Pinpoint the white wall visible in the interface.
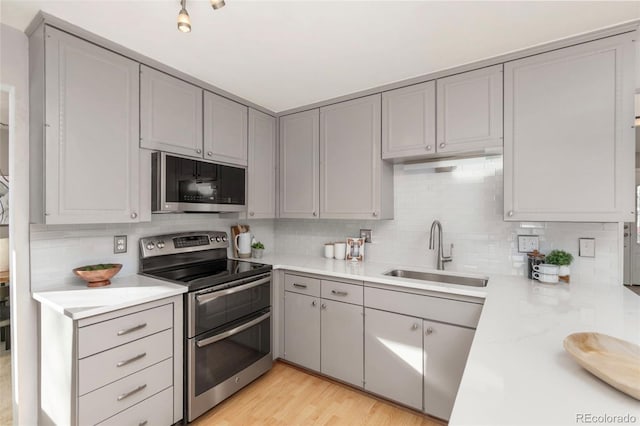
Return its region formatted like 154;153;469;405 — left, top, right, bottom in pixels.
30;215;275;290
1;23;38;426
275;158;620;285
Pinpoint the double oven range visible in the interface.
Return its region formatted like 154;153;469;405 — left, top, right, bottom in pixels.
139;231;273;422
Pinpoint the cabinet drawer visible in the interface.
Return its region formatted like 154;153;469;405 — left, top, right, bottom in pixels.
97;387;173;426
364;287;482;328
321;280;363;305
284;274;320;297
78;329;173;395
78;304;172;358
78;358;173;425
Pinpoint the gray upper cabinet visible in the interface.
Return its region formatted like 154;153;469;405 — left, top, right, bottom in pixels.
382;81;436;160
36;26;141;224
279;109;320;219
204;91;248;166
140;65;203;158
248;109;277;219
504;34;636;222
320;94;393;219
436;65;503;154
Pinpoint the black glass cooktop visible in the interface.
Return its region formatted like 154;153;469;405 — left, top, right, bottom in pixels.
146;259;272;292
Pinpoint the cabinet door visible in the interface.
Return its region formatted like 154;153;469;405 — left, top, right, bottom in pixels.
364;308;422;410
382;81;436;159
44;26;140;224
436;65;503;153
284;291;320;371
320;299;363;388
279;109;320;219
204;91;248;166
423;320;474;421
504;35;636;222
248;109;276;218
140;65;203;158
320;94;382;219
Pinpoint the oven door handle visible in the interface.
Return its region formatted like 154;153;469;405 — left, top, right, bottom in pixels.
195;276;271;304
195;311;271;348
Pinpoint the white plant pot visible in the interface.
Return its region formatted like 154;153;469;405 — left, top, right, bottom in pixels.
558;265;570;276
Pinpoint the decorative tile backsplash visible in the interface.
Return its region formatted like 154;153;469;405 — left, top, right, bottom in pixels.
30;156;621;290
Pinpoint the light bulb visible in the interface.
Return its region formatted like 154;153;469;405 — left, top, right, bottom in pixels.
210;0;225;10
177;7;191;33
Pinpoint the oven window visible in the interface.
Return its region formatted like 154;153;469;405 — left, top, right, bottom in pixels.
194;313;270;396
195;281;270;336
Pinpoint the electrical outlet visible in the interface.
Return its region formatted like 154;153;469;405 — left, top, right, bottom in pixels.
579;238;595;257
360;229;372;243
114;235;127;254
517;235;539;253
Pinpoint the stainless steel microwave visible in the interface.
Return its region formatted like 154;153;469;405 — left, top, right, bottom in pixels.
152;152;246;213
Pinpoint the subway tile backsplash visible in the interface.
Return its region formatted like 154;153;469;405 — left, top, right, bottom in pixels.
30;157;621;290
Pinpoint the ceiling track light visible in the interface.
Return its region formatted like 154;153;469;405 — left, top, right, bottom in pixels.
177;0;226;33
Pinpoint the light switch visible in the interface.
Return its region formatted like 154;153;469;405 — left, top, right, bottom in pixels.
517;235;539;253
114;235;127;254
579;238;595;257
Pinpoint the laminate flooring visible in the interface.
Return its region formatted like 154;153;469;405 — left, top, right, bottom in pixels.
0;347;11;426
192;361;445;426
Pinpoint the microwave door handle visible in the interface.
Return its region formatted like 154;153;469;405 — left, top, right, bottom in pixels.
195;311;271;348
195;275;271;304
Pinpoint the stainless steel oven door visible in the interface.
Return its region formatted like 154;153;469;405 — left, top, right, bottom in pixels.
187;309;272;422
187;273;271;338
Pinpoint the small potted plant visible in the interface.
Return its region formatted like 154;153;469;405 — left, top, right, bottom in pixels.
251;241;265;259
545;250;574;283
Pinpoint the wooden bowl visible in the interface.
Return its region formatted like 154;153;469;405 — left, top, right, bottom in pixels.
73;264;122;287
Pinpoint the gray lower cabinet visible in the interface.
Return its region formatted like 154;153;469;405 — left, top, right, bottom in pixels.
320;299;363;388
30;25;142;224
423;320;475;420
284;291;320;370
279;110;320;219
247;109;277;218
320;94;393;219
140;65;203;158
364;308;423;411
203;91;248;166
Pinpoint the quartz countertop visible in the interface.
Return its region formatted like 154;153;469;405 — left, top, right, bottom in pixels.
32;274;187;320
246;253;640;425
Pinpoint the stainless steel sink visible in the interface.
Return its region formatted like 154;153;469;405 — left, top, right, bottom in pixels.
383;269;488;287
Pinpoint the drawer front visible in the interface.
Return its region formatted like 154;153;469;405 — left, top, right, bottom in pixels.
364;287;482;328
78;304;173;358
78;358;173;425
97;387;173;426
321;280;363;305
78;329;173;395
284;274;320;297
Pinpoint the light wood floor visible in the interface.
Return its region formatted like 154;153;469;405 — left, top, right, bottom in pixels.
192;361;445;426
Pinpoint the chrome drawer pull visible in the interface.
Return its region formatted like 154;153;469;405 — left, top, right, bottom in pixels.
116;352;147;368
138;421;148;426
293;283;307;289
117;323;147;336
117;384;147;401
331;290;348;296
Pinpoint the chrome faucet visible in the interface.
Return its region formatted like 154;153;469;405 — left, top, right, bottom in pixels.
429;220;452;270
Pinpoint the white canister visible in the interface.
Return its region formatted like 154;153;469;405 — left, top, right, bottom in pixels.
532;264;559;275
334;243;346;260
324;243;334;259
533;272;559;283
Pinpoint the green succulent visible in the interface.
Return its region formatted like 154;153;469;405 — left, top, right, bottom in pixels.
545;250;574;266
251;242;265;250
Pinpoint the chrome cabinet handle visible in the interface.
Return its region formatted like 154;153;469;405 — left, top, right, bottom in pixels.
249;211;255;216
138;421;148;426
372;211;378;217
130;212;138;219
331;290;348;296
293;283;307;289
426;145;432;151
321;303;327;310
117;323;147;336
207;151;213;156
507;210;514;217
411;323;419;330
312;300;317;307
196;311;271;348
425;327;434;335
117;384;147;401
439;143;446;149
196;149;202;154
116;352;147;368
312;211;317;217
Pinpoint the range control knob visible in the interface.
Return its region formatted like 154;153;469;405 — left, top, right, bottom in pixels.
146;242;155;250
221;236;227;242
157;241;165;249
215;236;222;242
210;236;216;242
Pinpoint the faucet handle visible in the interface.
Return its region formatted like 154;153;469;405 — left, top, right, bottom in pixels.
443;243;454;262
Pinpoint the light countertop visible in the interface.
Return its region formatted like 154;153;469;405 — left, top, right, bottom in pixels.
248;253;640;425
32;274;187;320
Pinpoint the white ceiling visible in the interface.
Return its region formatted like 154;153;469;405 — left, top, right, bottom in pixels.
1;1;639;113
